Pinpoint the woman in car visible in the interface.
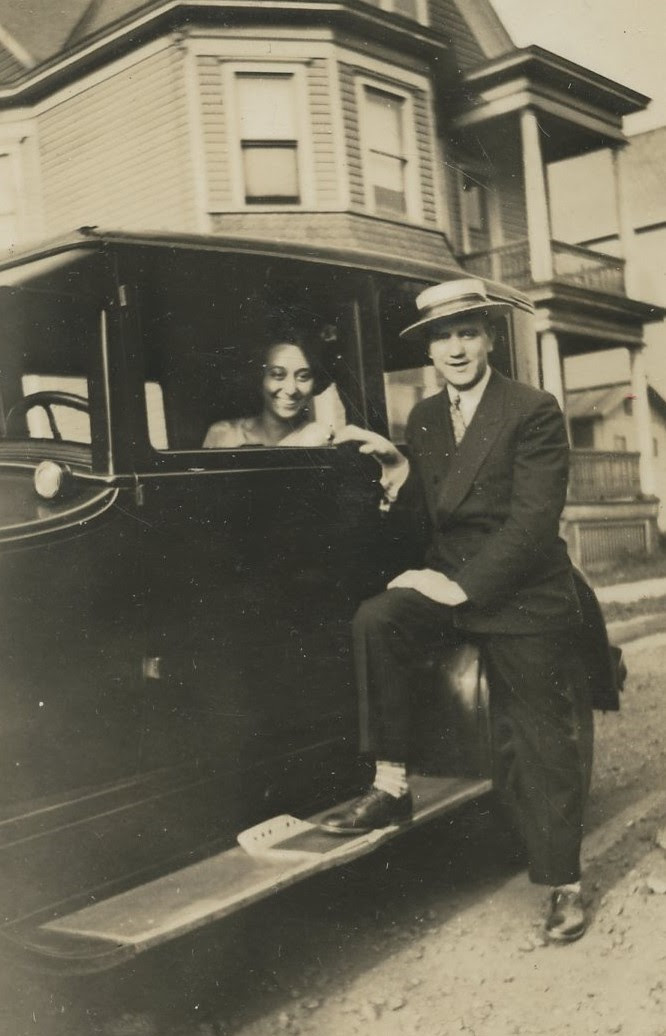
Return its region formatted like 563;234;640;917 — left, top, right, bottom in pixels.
203;328;333;448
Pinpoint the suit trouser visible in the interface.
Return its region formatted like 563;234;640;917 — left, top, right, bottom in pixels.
353;588;591;887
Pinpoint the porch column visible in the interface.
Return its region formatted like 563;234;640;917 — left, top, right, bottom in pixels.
629;344;656;496
540;331;565;409
611;146;638;297
520;109;553;283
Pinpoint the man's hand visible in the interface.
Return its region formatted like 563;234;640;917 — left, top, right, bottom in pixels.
387;568;468;606
333;425;406;467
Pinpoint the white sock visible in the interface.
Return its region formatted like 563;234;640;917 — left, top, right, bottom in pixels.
554;881;581;894
373;760;409;798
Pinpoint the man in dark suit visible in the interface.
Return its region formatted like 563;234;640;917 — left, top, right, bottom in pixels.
323;278;592;943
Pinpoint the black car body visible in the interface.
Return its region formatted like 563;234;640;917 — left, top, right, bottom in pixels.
0;230;600;971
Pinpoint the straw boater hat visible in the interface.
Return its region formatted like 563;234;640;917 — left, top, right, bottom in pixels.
400;278;511;341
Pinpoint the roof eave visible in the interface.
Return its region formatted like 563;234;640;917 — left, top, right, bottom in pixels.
460;44;650;117
0;0;451;105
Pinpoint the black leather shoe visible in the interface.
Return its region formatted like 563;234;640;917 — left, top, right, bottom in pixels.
320;788;413;835
544;886;587;943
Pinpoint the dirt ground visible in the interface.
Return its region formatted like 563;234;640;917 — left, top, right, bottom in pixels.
4;630;666;1036
214;631;666;1036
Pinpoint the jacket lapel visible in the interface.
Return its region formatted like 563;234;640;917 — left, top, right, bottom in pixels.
435;370;506;520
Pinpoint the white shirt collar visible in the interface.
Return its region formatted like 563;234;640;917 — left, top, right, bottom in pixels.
446;365;492;423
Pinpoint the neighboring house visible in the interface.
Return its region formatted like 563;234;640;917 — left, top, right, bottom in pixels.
0;0;661;566
567;383;666;559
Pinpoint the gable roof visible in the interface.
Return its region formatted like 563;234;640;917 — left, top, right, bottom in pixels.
567;382;666;422
65;0;151;46
0;0;90;64
0;37;28;83
0;0;514;72
566;384;633;420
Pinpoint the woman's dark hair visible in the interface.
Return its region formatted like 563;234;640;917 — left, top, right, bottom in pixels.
245;320;332;399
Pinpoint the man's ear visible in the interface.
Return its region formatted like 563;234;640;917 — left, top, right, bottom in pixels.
486;322;496;352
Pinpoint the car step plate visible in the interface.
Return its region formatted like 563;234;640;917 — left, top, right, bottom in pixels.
40;775;490;960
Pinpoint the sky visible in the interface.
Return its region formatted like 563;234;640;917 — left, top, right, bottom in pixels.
490;0;665;134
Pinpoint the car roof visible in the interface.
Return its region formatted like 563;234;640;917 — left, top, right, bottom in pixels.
0;227;534;313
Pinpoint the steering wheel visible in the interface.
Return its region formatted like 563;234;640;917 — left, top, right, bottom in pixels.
5;391;90;442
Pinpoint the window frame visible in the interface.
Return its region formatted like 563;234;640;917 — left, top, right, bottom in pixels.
224;62;315;211
357;77;423;224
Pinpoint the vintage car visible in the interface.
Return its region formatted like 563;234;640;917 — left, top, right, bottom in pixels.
0;229;613;972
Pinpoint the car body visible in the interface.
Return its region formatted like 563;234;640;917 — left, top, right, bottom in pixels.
0;229;599;971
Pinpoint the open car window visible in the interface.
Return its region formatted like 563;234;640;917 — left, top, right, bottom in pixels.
135;251;362;454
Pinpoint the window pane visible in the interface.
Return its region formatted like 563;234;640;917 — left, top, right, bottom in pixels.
145;381;168;449
21;374;90;444
365;88;404;155
370;153;406;213
462;180;486;232
236;74;297;139
243;144;299;202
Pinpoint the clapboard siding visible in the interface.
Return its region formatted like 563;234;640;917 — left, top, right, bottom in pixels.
338;62;365;209
38;47;195;232
306;58;339;207
493;117;528;242
197;55;232;209
428;0;485;71
38;46;196;234
338;61;438;227
0;43;25;84
412;88;437;225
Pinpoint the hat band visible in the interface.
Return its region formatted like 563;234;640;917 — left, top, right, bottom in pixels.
420;295;491;321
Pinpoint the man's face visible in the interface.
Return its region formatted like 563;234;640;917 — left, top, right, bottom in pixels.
427;316;494;391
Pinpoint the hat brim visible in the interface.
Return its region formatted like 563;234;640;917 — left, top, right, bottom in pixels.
400;300;512;341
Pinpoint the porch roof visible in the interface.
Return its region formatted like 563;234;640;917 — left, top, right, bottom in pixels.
567;382;666;422
566;384;632;420
453;45;650;159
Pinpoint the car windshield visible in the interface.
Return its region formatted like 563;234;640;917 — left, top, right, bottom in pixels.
0;251;101;448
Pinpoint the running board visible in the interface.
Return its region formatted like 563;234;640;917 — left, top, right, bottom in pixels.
27;775;491;971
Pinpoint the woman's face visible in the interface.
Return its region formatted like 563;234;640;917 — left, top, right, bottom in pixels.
261;343;315;423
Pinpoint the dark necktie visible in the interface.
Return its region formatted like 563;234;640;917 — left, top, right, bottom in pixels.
450;392;466;446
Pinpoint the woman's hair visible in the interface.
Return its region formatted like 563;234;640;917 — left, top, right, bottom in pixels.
245;320;331;398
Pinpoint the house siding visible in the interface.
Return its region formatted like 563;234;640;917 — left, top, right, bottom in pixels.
210;210;459;270
493;117;528;243
0;43;25;84
306;57;339;207
428;0;485;72
197;55;232;210
338;61;438;227
338;62;364;209
38;44;197;235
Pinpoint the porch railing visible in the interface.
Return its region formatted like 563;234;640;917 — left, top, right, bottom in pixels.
461;239;626;296
568;450;641;502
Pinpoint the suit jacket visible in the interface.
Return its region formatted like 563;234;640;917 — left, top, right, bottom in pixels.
402;369;582;635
